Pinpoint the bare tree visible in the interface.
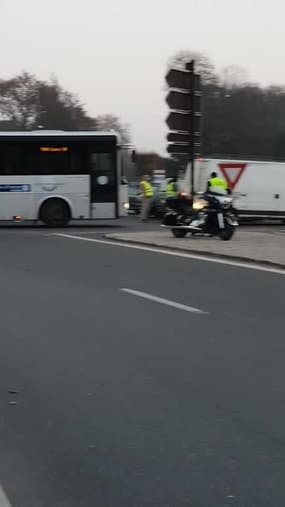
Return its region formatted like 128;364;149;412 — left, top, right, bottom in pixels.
0;72;40;128
166;51;285;159
167;50;217;84
36;77;96;130
96;114;131;143
0;71;130;139
0;72;98;131
219;65;250;90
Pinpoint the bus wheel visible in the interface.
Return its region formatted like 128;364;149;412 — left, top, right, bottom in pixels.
40;199;71;227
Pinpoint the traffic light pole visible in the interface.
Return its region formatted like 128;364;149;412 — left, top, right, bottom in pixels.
165;61;202;193
186;60;195;195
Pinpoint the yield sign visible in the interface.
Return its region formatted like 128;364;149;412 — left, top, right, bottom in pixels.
219;163;247;190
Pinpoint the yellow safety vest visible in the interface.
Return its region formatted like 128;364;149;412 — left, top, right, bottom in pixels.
141;180;154;197
208;177;228;191
166;182;177;197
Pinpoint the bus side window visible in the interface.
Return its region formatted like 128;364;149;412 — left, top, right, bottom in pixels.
1;145;25;175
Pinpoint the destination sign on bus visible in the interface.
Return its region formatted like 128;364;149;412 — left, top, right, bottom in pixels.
40;147;69;153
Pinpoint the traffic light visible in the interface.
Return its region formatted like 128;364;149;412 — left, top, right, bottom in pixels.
165;60;202;192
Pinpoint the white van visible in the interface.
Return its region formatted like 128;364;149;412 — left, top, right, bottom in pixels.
182;158;285;220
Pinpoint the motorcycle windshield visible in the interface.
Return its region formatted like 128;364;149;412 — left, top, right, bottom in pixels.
208;187;227;195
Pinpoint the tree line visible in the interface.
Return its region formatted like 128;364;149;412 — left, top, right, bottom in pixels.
168;50;285;161
0;71;130;143
136;51;285;180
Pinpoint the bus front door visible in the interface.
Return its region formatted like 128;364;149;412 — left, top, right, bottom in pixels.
89;153;117;219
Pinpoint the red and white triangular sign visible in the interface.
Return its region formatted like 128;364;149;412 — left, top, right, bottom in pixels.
219;163;247;190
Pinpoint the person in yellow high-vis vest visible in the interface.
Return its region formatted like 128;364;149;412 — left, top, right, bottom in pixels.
166;177;178;198
207;171;229;194
140;175;154;221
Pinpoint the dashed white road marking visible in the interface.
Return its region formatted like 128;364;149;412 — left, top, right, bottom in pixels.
120;288;207;314
53;233;285;276
0;486;12;507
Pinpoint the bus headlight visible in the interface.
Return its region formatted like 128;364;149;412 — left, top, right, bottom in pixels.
124;202;130;210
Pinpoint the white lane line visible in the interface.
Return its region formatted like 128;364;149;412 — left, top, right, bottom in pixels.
0;486;12;507
57;231;115;235
53;233;285;276
120;288;207;314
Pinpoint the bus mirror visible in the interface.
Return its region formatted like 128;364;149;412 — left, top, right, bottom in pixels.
131;150;136;163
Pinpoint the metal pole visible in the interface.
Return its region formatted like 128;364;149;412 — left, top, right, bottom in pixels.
186;60;195;195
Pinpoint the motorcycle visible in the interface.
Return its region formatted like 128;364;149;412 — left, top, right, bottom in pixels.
162;192;238;241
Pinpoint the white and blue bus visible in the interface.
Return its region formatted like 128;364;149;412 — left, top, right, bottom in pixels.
0;130;129;226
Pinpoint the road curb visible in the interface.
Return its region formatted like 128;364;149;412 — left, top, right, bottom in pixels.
105;234;285;271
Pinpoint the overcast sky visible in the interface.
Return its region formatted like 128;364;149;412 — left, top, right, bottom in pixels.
0;0;284;153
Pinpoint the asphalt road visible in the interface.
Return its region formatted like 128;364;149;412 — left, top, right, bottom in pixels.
0;226;285;506
0;213;284;235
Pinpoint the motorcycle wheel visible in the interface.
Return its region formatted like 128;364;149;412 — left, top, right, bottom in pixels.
219;223;235;241
172;228;187;238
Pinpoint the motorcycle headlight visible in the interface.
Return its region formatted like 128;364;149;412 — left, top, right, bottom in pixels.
193;198;207;210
